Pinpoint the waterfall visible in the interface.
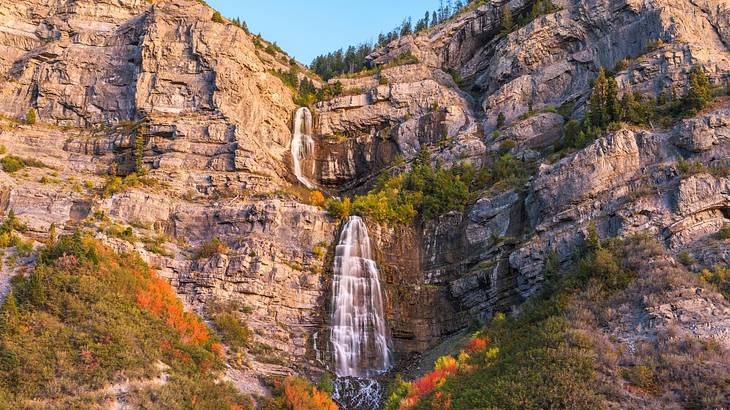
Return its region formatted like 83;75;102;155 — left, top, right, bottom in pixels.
330;216;392;379
291;107;316;189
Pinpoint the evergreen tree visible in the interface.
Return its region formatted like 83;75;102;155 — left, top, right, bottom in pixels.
585;222;602;251
684;65;712;113
588;67;609;128
135;128;145;175
606;76;621;123
47;223;57;247
620;90;638;123
501;6;513;34
0;292;18;329
530;0;544;19
496;112;506;128
431;11;439;27
400;18;413;36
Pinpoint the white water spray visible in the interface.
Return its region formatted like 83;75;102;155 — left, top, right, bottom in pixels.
330;216;392;378
291;107;316;189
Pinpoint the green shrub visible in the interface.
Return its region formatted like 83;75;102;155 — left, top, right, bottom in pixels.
1;156;25;173
327;150;508;224
717;225;730;240
212;312;250;350
496;112;506;128
678;251;696;266
211;11;224;23
622;365;655;389
25;108;36;125
683;66;712;114
195;237;228;260
99;172;159;198
326;197;351;220
106;223;137;243
1;155;47;173
700;265;730;299
0;145;6;155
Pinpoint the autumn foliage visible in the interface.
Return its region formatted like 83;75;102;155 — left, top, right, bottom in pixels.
0;232;248;408
262;377;338;410
394;335;493;410
137;273;210;345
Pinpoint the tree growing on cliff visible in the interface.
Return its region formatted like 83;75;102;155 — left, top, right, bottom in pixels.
607;76;621;123
684;66;712;113
211;11;224;24
501;6;513;34
620;89;639;124
134;126;146;175
588;68;610;128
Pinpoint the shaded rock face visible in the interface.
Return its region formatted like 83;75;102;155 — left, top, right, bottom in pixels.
361;189;526;356
312;64;486;192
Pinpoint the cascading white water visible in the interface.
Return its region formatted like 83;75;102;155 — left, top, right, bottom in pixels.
291;107;316;189
330;216;392;379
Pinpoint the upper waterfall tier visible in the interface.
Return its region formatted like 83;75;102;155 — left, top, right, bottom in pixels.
291;107;316;189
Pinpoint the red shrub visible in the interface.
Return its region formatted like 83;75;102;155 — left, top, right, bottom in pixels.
465;336;490;353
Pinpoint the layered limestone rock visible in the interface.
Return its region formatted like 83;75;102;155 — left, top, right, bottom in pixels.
313;63;485;191
0;0;300;187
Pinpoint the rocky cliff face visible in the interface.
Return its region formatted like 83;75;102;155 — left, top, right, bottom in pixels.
1;0;730;404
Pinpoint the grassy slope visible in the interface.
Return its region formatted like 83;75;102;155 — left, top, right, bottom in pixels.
0;232;250;409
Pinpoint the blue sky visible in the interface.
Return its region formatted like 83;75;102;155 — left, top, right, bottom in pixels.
207;0;443;64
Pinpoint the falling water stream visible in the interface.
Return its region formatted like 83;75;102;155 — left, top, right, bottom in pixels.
291;107;316;189
330;216;392;409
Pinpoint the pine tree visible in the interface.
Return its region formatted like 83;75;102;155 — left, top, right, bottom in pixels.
530;0;544;19
606;76;621;123
135;128;145;175
400;18;413;36
684;66;712;113
0;292;18;328
620;90;638;123
496;112;506;128
586;222;602;251
588;67;609;128
47;223;57;246
501;6;513;34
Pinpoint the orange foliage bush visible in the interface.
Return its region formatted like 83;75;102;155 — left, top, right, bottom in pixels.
399;366;458;410
211;342;226;360
282;377;338;410
398;335;492;409
465;335;490;353
310;191;326;207
136;273;210;345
